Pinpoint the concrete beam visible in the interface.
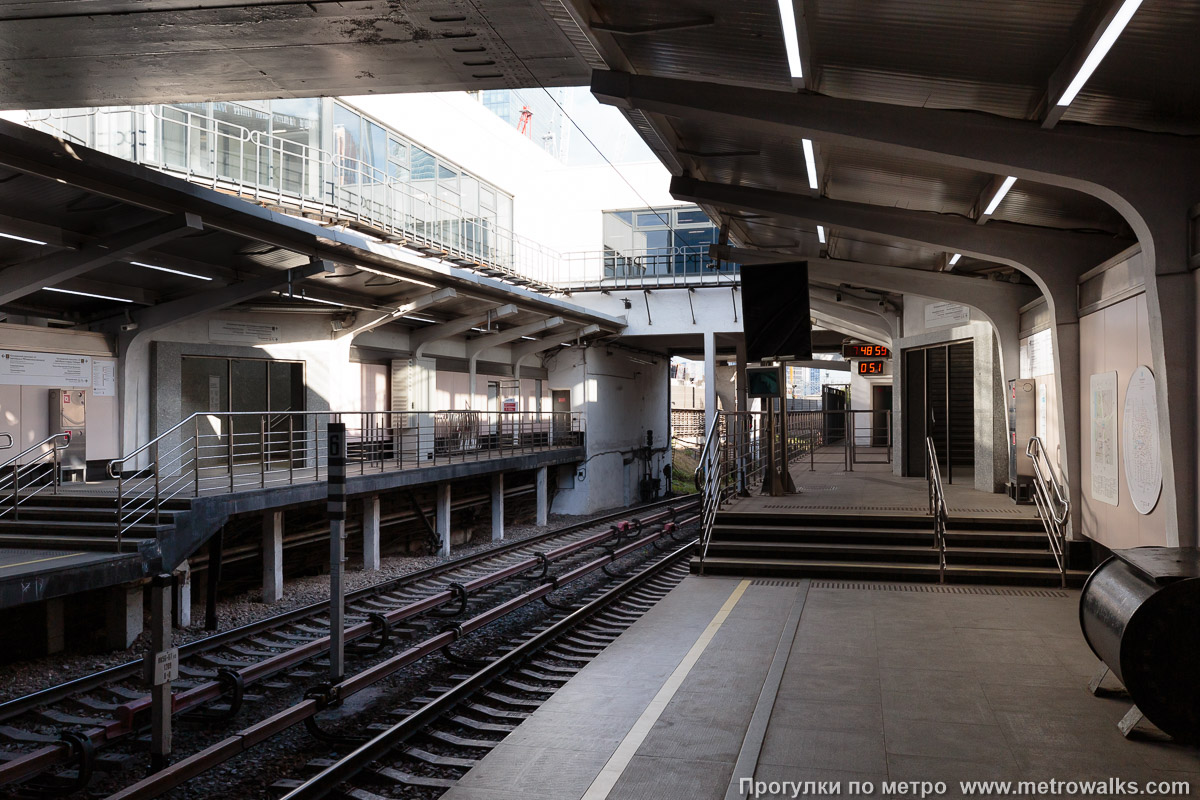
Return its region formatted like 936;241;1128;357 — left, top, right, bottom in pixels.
105;584;143;650
348;287;458;338
810;303;890;348
512;324;601;382
133;260;332;336
809;286;901;340
410;303;519;358
468;316;565;396
0;213;202;306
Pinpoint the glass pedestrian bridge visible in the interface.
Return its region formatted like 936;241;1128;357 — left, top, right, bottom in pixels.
23;102;740;293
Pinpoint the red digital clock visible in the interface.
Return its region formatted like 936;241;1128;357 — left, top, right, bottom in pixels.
843;344;891;359
858;361;887;375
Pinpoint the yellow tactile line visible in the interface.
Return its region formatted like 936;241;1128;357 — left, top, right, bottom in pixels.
0;551;85;571
580;579;752;800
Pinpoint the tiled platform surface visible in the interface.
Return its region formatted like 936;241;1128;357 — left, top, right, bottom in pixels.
725;456;1040;519
443;577;1200;800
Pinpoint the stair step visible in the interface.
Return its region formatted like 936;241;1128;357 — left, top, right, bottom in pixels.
0;519;171;535
694;557;1088;587
707;541;939;564
0;533;154;550
711;524;933;544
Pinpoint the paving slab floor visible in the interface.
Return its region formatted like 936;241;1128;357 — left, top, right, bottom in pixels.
442;576;1200;800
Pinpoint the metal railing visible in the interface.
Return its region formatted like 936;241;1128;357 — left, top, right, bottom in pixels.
926;435;948;583
1026;436;1069;587
693;409;830;571
556;247;740;290
0;432;72;522
0;433;12;450
108;409;584;541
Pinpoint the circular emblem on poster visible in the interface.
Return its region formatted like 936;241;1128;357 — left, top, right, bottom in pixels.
1122;365;1162;515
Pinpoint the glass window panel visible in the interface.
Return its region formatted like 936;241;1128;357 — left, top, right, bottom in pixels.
366;121;387;178
675;209;711;225
411;147;436;181
388;137;406;164
269;99;320;195
612;211;634;224
480;185;496;209
212;101;269;183
460;175;479;216
497;193;513;231
333;104;362;185
438;163;458;182
636;211;668;227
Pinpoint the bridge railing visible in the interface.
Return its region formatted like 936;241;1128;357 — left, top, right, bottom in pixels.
108;409;584;545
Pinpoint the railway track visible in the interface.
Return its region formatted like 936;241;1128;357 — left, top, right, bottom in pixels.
275;538;695;800
0;498;698;797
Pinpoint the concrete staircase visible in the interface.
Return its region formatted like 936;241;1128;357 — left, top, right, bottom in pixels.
0;494;186;556
694;509;1090;586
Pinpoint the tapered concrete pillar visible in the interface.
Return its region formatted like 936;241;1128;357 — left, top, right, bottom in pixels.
362;495;381;570
174;560;192;628
491;473;504;541
436;482;451;557
262;510;284;603
535;467;549;527
45;597;65;655
105;584;143;650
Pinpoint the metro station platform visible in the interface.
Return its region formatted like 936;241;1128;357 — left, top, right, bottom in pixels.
444;576;1200;800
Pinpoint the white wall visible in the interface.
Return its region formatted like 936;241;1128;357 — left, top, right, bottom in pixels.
547;345;669;514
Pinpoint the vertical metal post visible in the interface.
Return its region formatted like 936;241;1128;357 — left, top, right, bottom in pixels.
848;412;855;472
148;574;176;773
204;528;224;632
153;440;160;522
288;414;295;486
227;414;235;493
193;417;200;497
11;464;18;520
327;422;347;682
260;416;267;488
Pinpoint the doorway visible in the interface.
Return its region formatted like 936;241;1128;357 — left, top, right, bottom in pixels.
870;385;893;447
902;341;974;483
551;390;571;444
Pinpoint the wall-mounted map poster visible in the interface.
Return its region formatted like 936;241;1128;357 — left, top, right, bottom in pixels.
1090;371;1118;506
1122;366;1162;515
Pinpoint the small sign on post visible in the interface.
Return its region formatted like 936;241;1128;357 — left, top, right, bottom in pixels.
328;422;347;681
151;648;180;685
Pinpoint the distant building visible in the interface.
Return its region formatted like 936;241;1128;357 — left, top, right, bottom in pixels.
476;88;570;161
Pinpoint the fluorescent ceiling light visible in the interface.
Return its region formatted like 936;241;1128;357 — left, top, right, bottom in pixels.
776;0;804;79
948;253;962;266
983;176;1017;217
520;335;538;341
0;231;47;245
43;286;132;303
402;314;438;324
1057;0;1143;107
817;225;826;244
130;261;213;281
802;138;818;190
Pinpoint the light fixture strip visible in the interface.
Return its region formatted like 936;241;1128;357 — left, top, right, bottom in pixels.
0;231;48;246
776;0;804;79
948;253;962;266
802;138;819;190
817;225;826;244
273;290;344;307
1057;0;1143;107
983;176;1017;217
130;261;213;281
43;286;132;303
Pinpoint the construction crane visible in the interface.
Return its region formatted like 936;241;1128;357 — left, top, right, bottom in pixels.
517;105;533;137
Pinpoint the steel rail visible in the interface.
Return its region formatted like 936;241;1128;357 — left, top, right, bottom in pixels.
0;497;696;787
282;532;697;800
103;517;698;800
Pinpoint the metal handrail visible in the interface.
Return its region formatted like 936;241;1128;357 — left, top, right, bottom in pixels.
1026;436;1069;586
925;436;948;583
110;409;586;540
0;432;71;521
695;414;729;570
0;433;12;450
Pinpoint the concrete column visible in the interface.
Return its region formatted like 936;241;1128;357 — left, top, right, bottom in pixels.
174;560;192;628
45;597;65;655
106;584;143;650
468;357;478;404
262;510;284;604
735;338;748;413
436;482;451;557
703;329;717;437
362;495;381;571
535;466;549;527
491;473;504;541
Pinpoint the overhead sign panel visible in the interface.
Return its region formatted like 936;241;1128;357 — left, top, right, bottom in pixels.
0;350;91;386
740;261;813;363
